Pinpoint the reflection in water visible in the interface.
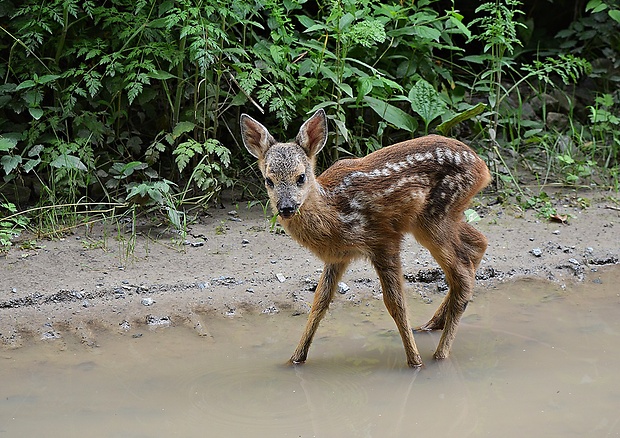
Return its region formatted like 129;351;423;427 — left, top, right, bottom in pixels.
1;268;619;437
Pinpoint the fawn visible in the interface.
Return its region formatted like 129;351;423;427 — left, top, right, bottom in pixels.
240;109;490;367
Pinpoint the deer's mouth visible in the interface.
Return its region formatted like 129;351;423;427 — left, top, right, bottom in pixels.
277;202;300;219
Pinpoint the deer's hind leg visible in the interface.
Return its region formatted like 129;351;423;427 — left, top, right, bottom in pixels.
414;220;487;359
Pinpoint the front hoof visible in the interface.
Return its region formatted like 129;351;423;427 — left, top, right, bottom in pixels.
433;350;448;360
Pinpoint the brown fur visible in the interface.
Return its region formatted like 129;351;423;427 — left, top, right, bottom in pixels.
241;109;491;367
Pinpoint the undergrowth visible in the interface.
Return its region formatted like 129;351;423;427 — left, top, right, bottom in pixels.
1;0;619;251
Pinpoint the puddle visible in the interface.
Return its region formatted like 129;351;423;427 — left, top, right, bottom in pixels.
1;268;620;437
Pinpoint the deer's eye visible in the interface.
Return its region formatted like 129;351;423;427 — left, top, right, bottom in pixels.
265;178;274;188
296;173;306;186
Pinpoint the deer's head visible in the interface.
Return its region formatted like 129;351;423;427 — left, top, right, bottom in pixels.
241;110;328;219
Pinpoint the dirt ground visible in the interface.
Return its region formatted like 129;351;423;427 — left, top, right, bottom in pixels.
1;188;619;349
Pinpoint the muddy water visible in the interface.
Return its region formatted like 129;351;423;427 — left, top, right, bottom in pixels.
1;268;620;438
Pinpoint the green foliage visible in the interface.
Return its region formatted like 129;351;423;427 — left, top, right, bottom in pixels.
408;79;448;134
0;0;619;245
0;201;29;252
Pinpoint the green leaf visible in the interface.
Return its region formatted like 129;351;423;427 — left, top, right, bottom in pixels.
586;0;606;12
0;137;18;152
413;25;441;42
465;209;481;223
15;80;36;91
448;12;472;40
147;70;176;80
436;103;486;134
38;74;60;85
363;96;418;133
357;76;374;99
408;79;447;130
172;121;196;139
49;154;87;171
1;155;22;175
29;107;44;120
608;9;620;23
23;158;41;173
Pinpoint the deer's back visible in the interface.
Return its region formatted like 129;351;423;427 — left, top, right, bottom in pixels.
318;135;489;226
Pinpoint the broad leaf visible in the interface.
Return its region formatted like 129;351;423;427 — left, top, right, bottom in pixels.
436;103;486;134
0;137;17;152
1;155;22;175
50;154;87;171
408;79;447;130
364;96;418;133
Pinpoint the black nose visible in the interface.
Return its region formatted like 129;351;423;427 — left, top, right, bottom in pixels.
279;206;297;218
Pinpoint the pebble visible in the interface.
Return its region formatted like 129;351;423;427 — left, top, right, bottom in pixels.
531;248;543;257
141;297;155;306
338;282;350;294
146;315;170;326
276;273;287;283
242;239;250;245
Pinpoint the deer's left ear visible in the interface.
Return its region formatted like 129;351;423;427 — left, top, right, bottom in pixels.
240;113;276;159
296;109;328;157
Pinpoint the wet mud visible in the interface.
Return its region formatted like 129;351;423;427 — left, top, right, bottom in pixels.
1;267;619;437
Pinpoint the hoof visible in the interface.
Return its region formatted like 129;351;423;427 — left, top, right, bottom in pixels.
433;350;449;360
414;320;444;332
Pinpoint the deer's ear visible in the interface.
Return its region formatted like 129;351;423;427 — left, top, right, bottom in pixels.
296;109;328;157
240;114;276;159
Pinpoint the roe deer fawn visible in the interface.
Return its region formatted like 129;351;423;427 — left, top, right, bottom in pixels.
241;109;490;367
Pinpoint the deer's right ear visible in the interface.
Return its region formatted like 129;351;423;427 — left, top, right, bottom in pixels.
240;114;276;159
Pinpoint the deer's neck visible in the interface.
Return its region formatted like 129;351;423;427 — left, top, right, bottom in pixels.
279;182;347;262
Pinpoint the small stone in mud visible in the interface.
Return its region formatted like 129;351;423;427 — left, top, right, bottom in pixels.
141;297;155;306
11;288;17;293
241;239;250;245
246;288;255;293
553;230;560;235
531;248;543;257
119;320;131;330
276;273;287;283
338;282;350;294
190;241;204;247
41;330;61;340
568;258;580;266
146;315;171;326
262;305;279;314
82;300;90;308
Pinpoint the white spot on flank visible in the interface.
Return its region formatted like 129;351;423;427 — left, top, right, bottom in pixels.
453;152;462;165
435;148;445;164
444;148;454;163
